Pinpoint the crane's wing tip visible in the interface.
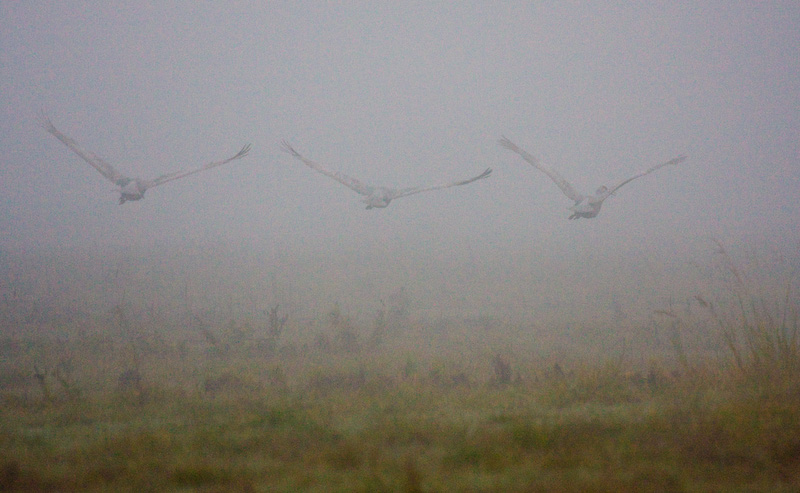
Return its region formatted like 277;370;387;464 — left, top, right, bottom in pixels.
35;110;54;129
280;140;297;154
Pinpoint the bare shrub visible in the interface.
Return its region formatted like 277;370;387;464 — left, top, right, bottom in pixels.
31;361;80;403
204;373;247;395
33;365;51;402
490;353;512;385
369;301;387;349
117;369;142;392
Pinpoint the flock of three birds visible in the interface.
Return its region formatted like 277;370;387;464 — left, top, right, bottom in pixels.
39;114;687;219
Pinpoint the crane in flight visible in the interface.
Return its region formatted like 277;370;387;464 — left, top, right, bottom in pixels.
39;113;251;204
281;140;492;209
498;136;686;219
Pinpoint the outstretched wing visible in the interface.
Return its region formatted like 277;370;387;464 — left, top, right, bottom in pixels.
392;168;493;199
603;155;688;197
498;136;584;203
37;112;126;184
147;143;252;188
281;140;372;196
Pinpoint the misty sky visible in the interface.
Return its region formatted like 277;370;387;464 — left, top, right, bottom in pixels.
2;3;799;322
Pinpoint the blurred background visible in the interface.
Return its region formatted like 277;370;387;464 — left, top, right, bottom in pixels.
1;2;798;331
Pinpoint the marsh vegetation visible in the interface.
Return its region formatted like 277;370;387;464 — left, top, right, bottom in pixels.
1;244;798;492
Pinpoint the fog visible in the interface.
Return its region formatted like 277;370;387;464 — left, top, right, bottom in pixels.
2;3;799;331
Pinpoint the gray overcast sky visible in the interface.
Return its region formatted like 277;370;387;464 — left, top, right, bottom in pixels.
1;2;799;321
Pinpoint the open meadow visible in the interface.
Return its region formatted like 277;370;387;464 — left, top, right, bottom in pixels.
1;247;799;492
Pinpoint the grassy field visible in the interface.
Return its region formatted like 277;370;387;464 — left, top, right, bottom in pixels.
2;300;799;493
1;247;798;491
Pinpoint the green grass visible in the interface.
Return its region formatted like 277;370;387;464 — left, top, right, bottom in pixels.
2;320;800;493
